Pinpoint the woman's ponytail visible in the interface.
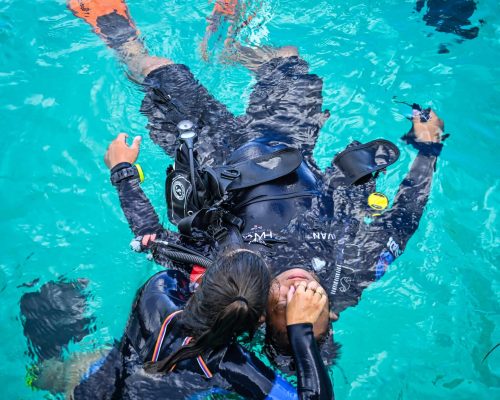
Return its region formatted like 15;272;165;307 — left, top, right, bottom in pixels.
146;248;270;374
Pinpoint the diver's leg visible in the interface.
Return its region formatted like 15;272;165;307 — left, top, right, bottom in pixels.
235;46;329;170
69;0;237;163
20;279;104;395
68;0;171;79
200;12;223;62
201;0;244;62
140;62;241;164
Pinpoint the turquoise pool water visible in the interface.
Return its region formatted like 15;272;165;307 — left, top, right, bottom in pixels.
1;0;499;398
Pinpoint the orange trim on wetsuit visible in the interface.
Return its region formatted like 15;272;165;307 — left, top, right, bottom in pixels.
151;310;183;362
67;0;137;36
152;310;213;379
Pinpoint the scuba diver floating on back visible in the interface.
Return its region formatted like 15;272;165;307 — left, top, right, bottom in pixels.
77;0;446;353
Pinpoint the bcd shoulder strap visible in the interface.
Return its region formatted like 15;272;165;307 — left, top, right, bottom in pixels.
213;147;303;192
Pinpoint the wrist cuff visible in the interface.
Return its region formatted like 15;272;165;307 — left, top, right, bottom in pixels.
414;142;443;156
110;163;139;186
287;323;314;337
110;162;132;174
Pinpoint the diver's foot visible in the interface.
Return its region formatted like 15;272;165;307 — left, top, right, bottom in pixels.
67;0;139;48
68;0;132;25
27;350;108;397
27;358;66;394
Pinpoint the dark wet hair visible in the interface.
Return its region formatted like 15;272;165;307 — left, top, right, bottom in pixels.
145;248;270;373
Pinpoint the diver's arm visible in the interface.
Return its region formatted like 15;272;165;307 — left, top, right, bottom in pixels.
288;323;334;399
376;143;441;247
285;283;333;399
372;109;444;252
114;170;164;236
105;133;164;237
218;283;333;399
330;142;442;310
219;331;332;400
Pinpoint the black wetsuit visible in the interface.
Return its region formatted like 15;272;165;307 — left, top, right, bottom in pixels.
73;268;331;399
115;56;442;315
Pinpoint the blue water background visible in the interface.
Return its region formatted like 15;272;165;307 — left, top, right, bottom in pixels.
0;0;499;398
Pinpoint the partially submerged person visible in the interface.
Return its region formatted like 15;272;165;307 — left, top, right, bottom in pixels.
74;248;333;399
22;247;332;399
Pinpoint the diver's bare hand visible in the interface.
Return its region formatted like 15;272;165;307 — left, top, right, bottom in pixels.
410;109;444;143
141;233;156;248
285;281;328;325
104;133;142;169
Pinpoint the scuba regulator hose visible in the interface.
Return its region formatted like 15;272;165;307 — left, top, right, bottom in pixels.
151;241;213;269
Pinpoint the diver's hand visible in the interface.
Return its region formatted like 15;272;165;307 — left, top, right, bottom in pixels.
410;109;444;143
104;133;142;169
141;233;156;248
285;281;328;325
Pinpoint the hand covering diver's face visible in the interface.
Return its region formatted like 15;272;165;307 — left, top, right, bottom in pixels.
266;268;330;351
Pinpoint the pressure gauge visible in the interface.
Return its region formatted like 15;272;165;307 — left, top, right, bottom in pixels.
177;120;194;132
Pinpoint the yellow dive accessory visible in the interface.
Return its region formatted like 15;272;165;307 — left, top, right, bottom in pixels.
368;192;388;216
134;164;145;183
